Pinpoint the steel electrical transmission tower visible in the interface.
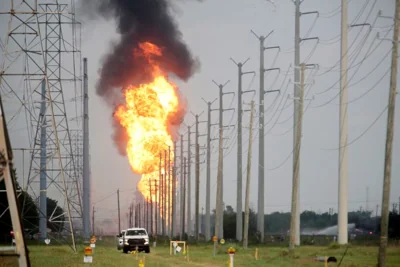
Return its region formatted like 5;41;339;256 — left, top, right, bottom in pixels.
0;0;83;251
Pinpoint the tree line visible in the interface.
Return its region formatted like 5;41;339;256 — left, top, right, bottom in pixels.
202;204;400;241
0;169;65;242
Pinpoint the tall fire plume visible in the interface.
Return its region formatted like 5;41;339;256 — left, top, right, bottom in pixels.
114;42;178;216
81;0;200;220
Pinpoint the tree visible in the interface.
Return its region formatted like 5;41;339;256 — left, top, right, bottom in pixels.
0;169;39;241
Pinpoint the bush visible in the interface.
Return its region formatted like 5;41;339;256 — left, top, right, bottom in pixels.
328;241;340;249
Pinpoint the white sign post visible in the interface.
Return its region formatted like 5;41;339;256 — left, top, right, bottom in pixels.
172;241;177;255
83;255;93;264
84;247;93;265
229;254;234;267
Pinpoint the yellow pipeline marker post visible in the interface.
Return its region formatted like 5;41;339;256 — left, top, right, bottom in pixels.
83;246;93;265
212;236;217;257
90;237;96;253
255;248;258;260
227;247;236;267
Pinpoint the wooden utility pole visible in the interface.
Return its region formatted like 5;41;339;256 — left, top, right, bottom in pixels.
243;101;255;249
379;1;400;266
289;63;305;253
117;189;121;234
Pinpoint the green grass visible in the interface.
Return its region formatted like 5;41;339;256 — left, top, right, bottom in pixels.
1;240;400;266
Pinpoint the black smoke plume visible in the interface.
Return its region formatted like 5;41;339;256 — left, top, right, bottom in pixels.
80;0;199;155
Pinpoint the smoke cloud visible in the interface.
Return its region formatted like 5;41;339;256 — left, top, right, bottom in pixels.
79;0;200;153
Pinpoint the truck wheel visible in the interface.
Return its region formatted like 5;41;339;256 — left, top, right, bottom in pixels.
144;246;150;253
123;247;128;254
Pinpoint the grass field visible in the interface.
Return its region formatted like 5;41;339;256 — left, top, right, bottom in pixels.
1;239;400;267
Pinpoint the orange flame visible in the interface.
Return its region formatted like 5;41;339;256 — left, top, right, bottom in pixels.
114;42;177;220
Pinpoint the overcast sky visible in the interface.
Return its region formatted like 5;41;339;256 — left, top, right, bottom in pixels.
1;0;399;232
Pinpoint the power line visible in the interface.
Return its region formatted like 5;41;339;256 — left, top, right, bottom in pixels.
321;105;388;151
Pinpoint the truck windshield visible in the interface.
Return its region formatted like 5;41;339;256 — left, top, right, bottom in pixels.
126;230;147;236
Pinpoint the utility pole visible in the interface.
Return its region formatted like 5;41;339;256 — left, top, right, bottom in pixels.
146;197;149;230
180;135;184;239
190;112;205;240
154;179;158;235
168;146;171;237
213;80;234;239
159;152;162;235
172;141;177;238
138;202;141;228
289;63;305;253
117;189;121;234
183;157;187;238
195;143;200;240
291;0;318;246
130;203;134;228
201;98;217;241
186;126;192;236
92;205;95;235
149;177;153;233
250;29;280;242
243;101;255;249
292;0;301;247
163;150;167;236
230;57;255;241
39;79;47;240
83;57;90;240
379;1;400;265
338;0;349;245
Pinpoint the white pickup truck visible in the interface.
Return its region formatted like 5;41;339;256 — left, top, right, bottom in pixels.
122;228;150;253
